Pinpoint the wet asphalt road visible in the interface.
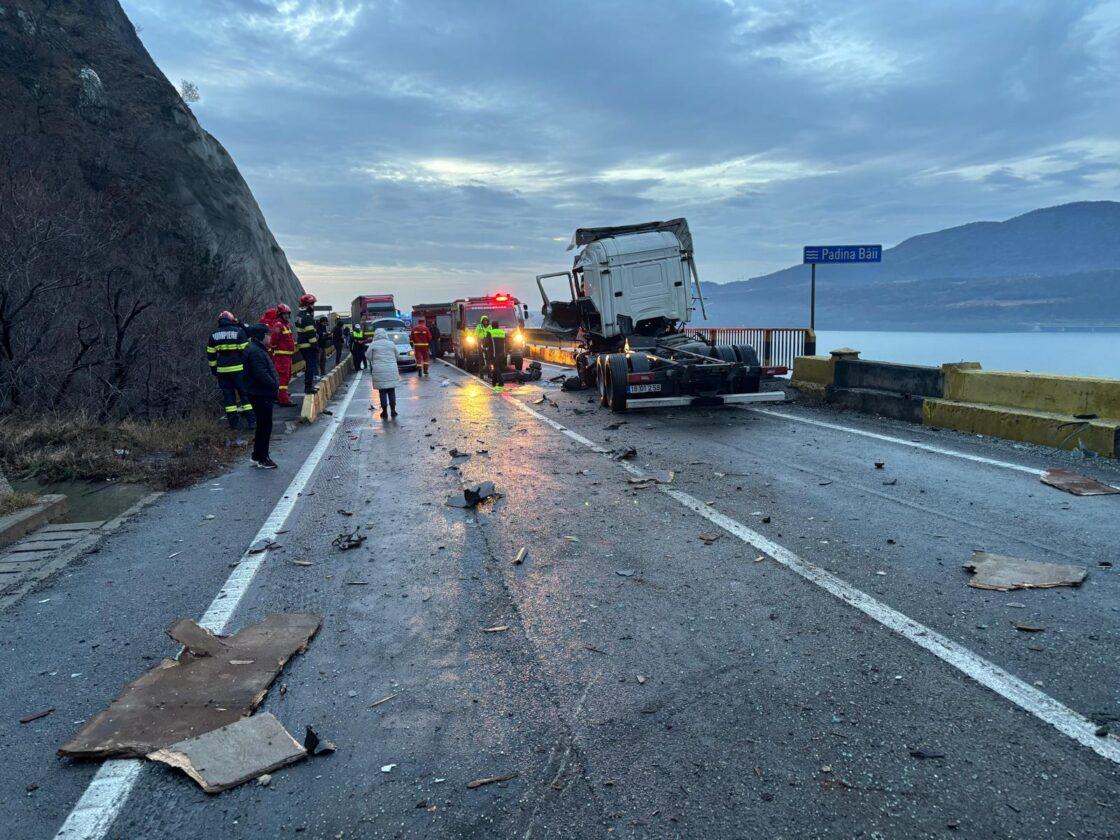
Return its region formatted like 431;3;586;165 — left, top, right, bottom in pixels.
2;360;1119;839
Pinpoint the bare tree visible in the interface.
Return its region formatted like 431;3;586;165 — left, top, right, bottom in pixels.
179;80;200;104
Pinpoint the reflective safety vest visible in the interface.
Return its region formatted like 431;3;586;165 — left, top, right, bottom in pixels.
474;321;490;339
206;319;249;374
410;325;431;347
351;326;365;343
296;309;318;349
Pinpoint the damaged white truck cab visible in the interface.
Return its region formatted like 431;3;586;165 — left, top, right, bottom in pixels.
536;218;785;412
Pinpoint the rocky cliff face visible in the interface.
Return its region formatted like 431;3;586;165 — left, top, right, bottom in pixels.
0;0;303;305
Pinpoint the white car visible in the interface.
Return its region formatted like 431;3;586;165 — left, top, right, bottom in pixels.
387;330;416;370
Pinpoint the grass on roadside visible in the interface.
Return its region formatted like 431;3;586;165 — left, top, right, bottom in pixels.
0;411;249;490
0;491;39;516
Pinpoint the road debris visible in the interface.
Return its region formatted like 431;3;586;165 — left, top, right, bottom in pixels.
584;645;608;655
59;613;320;759
147;713;306;794
611;447;637;461
627;470;674;488
874;462;885;469
370;692;399;708
615;569;635;577
381;764;397;773
467;772;518;789
512;547;527;565
448;448;470;458
563;535;580;542
1013;623;1045;633
303;726;336;756
289;559;313;567
445;481;501;508
882;478;898;486
337;509;353;516
482;625;510;633
332;528;366;550
248;538;280;554
699;533;722;545
964;551;1087;591
908;749;945;760
636;675;647;684
604;422;628;430
19;708;54;724
1040;469;1119;496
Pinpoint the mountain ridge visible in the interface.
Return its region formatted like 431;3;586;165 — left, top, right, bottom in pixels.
704;201;1120;330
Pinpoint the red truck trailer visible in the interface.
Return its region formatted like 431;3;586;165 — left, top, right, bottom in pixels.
350;294;397;330
411;302;453;357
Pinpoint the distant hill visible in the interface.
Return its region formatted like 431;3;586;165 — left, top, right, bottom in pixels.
703;202;1120;330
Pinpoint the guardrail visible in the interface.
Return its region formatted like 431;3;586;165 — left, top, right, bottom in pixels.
522;327;814;368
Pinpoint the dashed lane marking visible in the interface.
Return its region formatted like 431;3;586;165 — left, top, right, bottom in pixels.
55;372;365;840
438;357;1120;767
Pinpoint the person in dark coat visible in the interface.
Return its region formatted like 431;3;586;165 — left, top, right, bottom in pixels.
244;323;280;469
332;320;345;368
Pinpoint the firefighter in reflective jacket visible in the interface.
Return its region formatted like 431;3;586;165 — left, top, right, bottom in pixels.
350;323;367;371
473;315;490;339
410;319;432;377
206;311;255;431
272;304;297;406
296;293;319;394
485;320;507;386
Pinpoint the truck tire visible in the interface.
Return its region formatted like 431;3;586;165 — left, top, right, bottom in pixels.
732;345;760;367
711;346;737;364
628;352;650;373
596;356;609;406
606;353;629;412
732;344;762;393
510;354;523;372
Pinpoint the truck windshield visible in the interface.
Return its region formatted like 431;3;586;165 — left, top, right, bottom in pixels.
465;307;519;329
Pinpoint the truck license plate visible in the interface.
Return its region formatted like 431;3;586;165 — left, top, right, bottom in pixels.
628;383;662;394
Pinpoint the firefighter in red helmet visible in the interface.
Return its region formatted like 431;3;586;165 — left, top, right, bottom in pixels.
296;293;319;394
272;303;297;406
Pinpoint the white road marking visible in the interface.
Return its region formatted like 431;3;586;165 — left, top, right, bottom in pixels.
439;358;1120;767
747;407;1045;476
55;373;364;840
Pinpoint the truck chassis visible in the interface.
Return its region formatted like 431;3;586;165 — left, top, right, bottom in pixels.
572;333;786;412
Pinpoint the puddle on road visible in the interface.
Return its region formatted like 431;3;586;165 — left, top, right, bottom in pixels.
11;478;150;524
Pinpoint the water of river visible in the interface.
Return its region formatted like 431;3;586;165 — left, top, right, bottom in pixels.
813;331;1120;379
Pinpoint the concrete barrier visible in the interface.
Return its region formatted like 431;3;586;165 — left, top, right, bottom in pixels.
0;494;68;550
790;347;1120;457
525;343;577;366
300;356;352;424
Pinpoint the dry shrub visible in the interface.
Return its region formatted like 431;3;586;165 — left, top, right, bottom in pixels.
0;410;248;489
0;491;38;516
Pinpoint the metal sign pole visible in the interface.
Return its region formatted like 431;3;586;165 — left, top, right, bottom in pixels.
810;262;816;331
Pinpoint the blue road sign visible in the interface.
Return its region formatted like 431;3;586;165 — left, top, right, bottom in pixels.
803;245;882;264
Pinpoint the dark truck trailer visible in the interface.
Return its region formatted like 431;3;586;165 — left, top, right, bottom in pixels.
411;302;453;356
536;219;787;412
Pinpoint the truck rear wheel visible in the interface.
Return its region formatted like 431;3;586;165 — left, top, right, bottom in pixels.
732;344;762;393
606;353;629;412
711;346;737;364
732;345;760;367
597;356;609;406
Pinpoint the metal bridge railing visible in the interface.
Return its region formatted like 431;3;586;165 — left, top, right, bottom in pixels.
684;328;815;367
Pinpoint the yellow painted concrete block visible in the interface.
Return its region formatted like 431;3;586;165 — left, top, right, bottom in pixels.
944;368;1120;420
791;355;833;387
923;398;1118;457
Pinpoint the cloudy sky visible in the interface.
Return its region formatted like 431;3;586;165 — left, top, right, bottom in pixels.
121;0;1120;310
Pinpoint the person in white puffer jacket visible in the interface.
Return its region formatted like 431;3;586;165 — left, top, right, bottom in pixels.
368;328;401;419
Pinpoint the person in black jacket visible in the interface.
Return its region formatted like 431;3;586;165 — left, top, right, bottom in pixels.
244;323;280;469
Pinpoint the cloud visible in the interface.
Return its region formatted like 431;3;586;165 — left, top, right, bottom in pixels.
119;0;1120;308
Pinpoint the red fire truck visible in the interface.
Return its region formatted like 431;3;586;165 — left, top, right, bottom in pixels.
451;292;529;375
